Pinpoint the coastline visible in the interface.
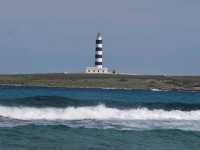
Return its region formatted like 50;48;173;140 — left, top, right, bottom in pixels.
0;73;200;91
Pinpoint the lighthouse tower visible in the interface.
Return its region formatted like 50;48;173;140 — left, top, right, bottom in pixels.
86;33;108;74
95;33;103;69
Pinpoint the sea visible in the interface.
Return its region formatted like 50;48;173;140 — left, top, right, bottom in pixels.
0;86;200;150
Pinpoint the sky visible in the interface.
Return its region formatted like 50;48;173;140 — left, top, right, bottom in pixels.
0;0;199;75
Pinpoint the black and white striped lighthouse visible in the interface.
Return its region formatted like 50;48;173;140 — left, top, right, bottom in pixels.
86;32;108;74
95;32;103;69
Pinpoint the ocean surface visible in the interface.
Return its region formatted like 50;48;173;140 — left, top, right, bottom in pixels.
0;86;200;150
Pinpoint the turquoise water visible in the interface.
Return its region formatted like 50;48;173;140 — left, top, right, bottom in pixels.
0;86;200;150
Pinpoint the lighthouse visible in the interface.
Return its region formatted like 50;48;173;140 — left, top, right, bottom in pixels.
95;33;103;69
86;33;108;74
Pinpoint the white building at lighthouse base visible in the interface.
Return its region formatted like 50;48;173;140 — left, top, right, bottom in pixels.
85;67;109;74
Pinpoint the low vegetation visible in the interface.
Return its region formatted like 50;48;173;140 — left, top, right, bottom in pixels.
0;73;200;90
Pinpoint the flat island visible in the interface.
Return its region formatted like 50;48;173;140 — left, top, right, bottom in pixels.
0;73;200;91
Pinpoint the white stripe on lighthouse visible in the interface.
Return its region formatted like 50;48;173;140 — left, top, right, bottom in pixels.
96;51;103;55
96;58;103;62
96;65;102;69
97;36;102;40
96;44;103;48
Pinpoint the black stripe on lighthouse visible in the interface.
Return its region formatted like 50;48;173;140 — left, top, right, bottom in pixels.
96;47;102;51
96;40;103;44
95;62;103;65
95;54;102;58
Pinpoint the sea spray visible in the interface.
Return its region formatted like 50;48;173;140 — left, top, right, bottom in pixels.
0;104;200;121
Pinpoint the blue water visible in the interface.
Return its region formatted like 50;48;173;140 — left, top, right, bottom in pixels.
0;86;200;150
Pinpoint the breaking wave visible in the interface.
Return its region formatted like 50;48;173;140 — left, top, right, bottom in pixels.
0;104;200;131
0;104;200;121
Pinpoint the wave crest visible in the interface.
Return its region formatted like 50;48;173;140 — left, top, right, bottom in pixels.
0;104;200;121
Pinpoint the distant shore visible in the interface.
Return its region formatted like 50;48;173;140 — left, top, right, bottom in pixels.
0;73;200;91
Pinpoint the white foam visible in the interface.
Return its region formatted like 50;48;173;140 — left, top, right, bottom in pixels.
0;104;200;121
151;88;162;92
